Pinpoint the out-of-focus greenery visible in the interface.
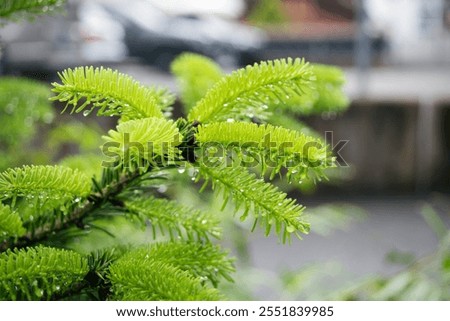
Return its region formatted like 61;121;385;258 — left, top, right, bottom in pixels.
0;77;105;171
247;0;287;27
0;77;54;170
0;0;66;22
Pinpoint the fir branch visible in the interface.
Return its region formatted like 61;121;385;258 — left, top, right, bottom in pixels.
196;165;310;243
188;58;313;123
51;66;173;120
268;111;319;137
0;0;65;20
0;246;88;300
108;244;224;300
118;242;234;288
102;117;183;169
0;169;142;252
0;203;26;241
196;121;332;181
110;260;220;301
273;63;349;115
308;64;349;113
171;53;223;112
125;196;221;241
143;86;176;119
0;165;91;204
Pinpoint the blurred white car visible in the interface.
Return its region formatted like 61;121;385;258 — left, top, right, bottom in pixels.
99;0;267;69
0;0;266;75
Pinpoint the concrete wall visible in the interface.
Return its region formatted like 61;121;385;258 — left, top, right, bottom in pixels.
305;99;449;193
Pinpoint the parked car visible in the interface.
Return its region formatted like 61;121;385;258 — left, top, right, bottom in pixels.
0;0;127;76
97;0;267;69
0;0;265;75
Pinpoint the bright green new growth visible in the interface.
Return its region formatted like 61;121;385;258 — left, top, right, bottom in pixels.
171;53;224;112
196;121;332;181
197;166;309;243
188;57;313;122
102;117;183;168
173;55;348;121
51;66;174;120
0;203;26;241
125;196;221;241
0;246;88;300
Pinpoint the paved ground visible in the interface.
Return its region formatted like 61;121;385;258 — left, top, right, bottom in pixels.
248;196;446;277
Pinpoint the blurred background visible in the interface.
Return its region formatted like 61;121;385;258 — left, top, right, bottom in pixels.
1;0;449;299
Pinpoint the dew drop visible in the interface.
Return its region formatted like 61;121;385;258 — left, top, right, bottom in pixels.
286;225;296;233
34;288;44;298
43;113;54;124
177;167;186;174
83;110;91;117
157;185;167;193
188;168;199;177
